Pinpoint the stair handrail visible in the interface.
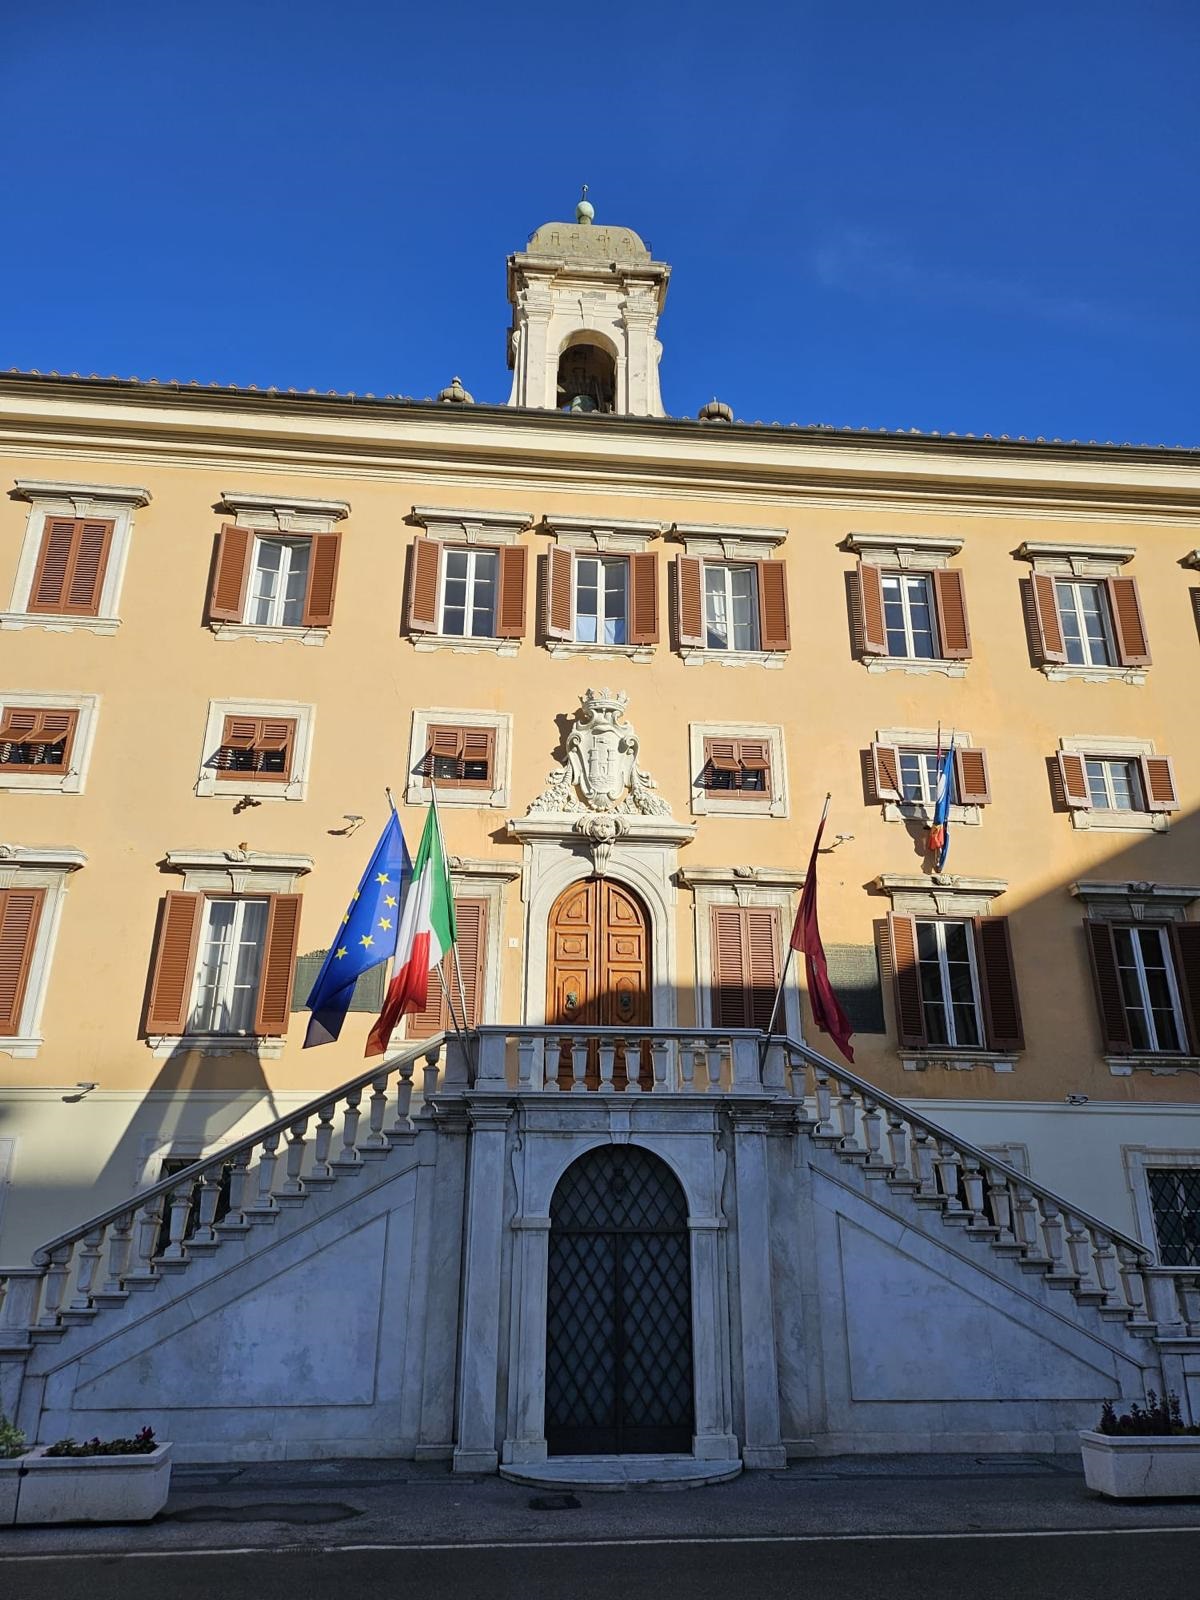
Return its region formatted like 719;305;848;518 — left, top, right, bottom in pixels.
18;1034;444;1270
775;1032;1152;1261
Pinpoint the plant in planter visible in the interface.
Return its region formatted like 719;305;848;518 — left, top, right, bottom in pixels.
1081;1390;1200;1499
44;1426;158;1457
2;1423;173;1526
0;1414;26;1460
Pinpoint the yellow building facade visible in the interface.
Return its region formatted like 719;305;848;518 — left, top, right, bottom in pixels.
2;207;1199;1271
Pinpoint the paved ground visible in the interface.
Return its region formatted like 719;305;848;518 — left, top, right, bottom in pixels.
3;1454;1200;1597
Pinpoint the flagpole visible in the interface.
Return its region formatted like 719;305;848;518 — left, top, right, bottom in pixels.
763;793;831;1042
428;780;477;1074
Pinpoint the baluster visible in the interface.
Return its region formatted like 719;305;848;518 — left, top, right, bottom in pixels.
652;1037;671;1092
244;1132;282;1214
544;1036;562;1092
913;1130;939;1199
392;1060;417;1129
1091;1234;1122;1310
126;1199;164;1285
885;1112;914;1184
279;1120;309;1200
679;1039;697;1091
598;1037;616;1093
1039;1200;1072;1279
571;1036;589;1092
36;1245;73;1326
160;1182;195;1261
934;1142;964;1214
332;1091;364;1170
985;1169;1016;1244
960;1159;987;1224
1065;1214;1098;1291
100;1211;135;1296
0;1269;44;1341
861;1099;886;1167
812;1070;834;1139
624;1036;644;1095
67;1228;105;1312
835;1088;860;1152
1012;1185;1041;1255
220;1149;254;1226
516;1034;537;1091
306;1106;337;1187
422;1046;441;1103
364;1073;390;1150
1177;1275;1200;1336
190;1171;223;1243
1116;1245;1151;1322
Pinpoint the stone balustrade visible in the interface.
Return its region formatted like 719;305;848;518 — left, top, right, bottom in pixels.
471;1026;767;1093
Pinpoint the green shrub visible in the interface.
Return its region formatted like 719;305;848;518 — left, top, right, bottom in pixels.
43;1426;157;1458
1097;1391;1200;1437
0;1414;26;1459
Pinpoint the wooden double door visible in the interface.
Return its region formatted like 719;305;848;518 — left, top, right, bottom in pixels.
546;879;651;1088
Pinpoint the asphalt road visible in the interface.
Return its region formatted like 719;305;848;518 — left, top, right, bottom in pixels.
7;1531;1200;1600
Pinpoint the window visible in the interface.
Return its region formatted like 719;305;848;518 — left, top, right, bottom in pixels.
145;890;302;1040
1085;919;1200;1057
1055;580;1114;667
189;899;268;1034
543;544;658;650
26;518;114;618
208;523;341;632
701;737;770;796
854;560;971;665
406;899;488;1034
1056;747;1178;826
1084;757;1142;812
710;905;782;1030
886;912;1023;1055
870;741;990;812
1024;564;1151;674
882;573;938;659
0;708;77;773
248;537;311;628
213;716;296;783
898;750;944;804
1147;1169;1200;1267
424;726;496;789
5;481;148;634
704;564;759;651
575;556;628;645
441;548;497;638
915;919;983;1048
688;723;787;818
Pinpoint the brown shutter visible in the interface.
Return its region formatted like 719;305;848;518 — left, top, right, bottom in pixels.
406;536;442;633
706;737;740;773
628;550;659;645
544;545;574;640
28;517;113;616
1169;924;1200;1054
974;917;1024;1051
886;913;927;1048
406;969;446;1036
0;888;45;1035
208;525;252;622
145;891;204;1035
737;739;770;774
932;568;971;659
711;906;750;1027
64;520;113;614
496;543;527;638
745;908;782;1029
756;560;791;652
675;556;705;647
954;747;991;805
1084;921;1132;1053
452;898;488;1027
870;743;902;802
1056;751;1091;807
301;532;341;627
427;725;463;777
28;518;79;612
254;893;302;1035
1029;573;1067;663
459;728;495;786
1139;755;1179;812
0;708;41;741
1106;576;1151;666
856;562;887;654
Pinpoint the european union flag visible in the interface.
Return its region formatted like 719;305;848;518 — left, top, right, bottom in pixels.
304;812;412;1047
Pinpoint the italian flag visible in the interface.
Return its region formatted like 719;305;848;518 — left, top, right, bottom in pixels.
365;802;457;1057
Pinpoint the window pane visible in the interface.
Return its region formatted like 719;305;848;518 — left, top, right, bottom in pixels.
249;540;282;625
1056;582;1085;665
575;558;598;643
1148;1169;1200;1267
898;753;923;801
471;551;497;637
603;559;627;645
1078;584;1111;665
1084;759;1109;809
1109;762;1136;811
190;901;236;1032
705;566;729;649
905;577;936;658
882;575;907;657
281;541;309;627
229;900;267;1034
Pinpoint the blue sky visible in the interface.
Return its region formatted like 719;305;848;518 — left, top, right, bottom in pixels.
2;2;1197;444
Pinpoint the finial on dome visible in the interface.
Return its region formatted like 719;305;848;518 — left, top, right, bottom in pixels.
576;183;595;226
697;397;734;424
436;375;474;405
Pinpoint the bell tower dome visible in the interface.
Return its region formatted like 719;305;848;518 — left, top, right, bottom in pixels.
506;190;671;417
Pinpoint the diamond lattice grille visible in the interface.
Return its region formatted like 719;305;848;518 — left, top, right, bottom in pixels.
1149;1168;1200;1266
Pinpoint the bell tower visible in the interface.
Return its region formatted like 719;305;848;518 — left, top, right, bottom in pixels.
506;190;671;417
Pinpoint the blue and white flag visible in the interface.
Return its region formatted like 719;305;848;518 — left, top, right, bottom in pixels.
927;741;955;872
304;812;412;1047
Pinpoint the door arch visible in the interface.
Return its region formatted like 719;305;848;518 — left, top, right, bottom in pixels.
545;1145;694;1455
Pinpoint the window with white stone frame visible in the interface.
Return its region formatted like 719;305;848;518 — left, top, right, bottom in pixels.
844;532;970;676
1017;540;1151;682
1075;883;1200;1071
575;555;628;645
881;572;939;659
440;547;499;638
1054;579;1116;668
1110;926;1188;1054
0;846;86;1059
1124;1149;1200;1269
247;536;312;628
1055;737;1177;833
704;563;760;652
188;897;270;1035
3;481;150;635
914;918;985;1049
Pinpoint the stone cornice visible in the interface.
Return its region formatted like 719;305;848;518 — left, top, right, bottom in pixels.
0;844;87;871
164;849;313;875
219;489;349;521
11;478;151;508
677;866;807;890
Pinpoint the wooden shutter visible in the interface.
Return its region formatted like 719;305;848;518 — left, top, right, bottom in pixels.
932;568;971;658
301;532;341;627
1106;576;1151;667
496;543;527;638
745;909;781;1029
208;525;252;622
406;536;442;633
1139;755;1178;812
886;913;927;1048
29;517;113;616
710;906;780;1029
0;887;45;1035
408;897;488;1033
459;728;495;787
1056;751;1091;807
870;743;902;802
254;893;302;1035
1029;573;1067;663
737;738;771;786
756;560;791;651
1084;920;1132;1053
1169;924;1200;1054
628;551;659;645
856;562;887;654
675;556;705;647
954;747;991;805
544;544;574;639
0;708;77;770
973;916;1024;1051
426;726;463;778
145;892;204;1035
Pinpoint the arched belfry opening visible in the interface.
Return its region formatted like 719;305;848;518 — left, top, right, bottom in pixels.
556;339;616;413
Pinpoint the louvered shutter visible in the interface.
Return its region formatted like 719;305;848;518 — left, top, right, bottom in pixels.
459;728;495;787
64;520;113;614
0;708;41;742
954;748;991;805
496;544;527;638
932;568;971;658
737;738;771;785
704;738;739;784
1029;574;1067;663
756;560;791;651
145;892;204;1035
544;545;574;639
711;906;750;1027
1056;752;1091;807
406;536;442;633
973;917;1024;1051
886;913;927;1048
0;888;45;1035
254;893;302;1035
856;562;887;654
426;726;463;779
675;556;705;647
1139;755;1179;812
1084;921;1132;1052
28;518;79;612
870;743;902;802
1106;576;1151;667
1169;924;1200;1054
452;899;488;1027
405;971;446;1036
745;908;781;1029
628;550;659;645
208;525;252;622
301;532;341;627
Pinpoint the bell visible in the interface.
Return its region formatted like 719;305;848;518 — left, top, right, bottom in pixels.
569;393;597;414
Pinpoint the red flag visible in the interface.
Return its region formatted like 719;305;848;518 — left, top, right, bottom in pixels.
790;809;855;1063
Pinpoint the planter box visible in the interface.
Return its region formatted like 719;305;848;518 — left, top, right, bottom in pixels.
0;1443;172;1524
1080;1431;1200;1499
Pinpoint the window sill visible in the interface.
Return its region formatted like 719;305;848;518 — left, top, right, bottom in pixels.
0;612;119;635
1107;1055;1200;1077
210;623;329;647
147;1035;287;1060
407;782;509;810
200;778;306;803
902;1050;1018;1074
863;656;966;678
679;648;785;670
0;774;81;795
0;1036;43;1060
546;641;654;662
1070;809;1169;834
1041;664;1146;685
412;634;519;657
690;793;787;819
883;802;981;827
